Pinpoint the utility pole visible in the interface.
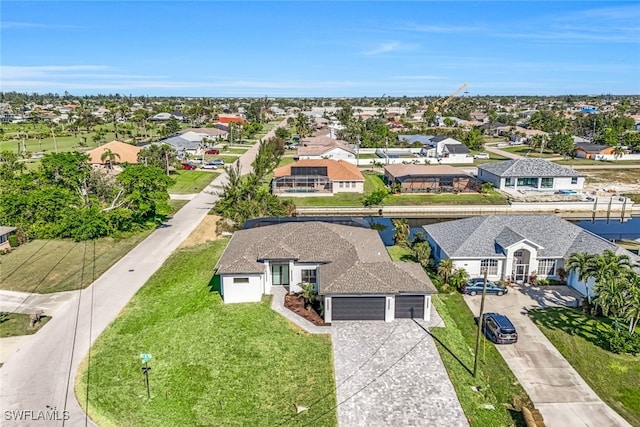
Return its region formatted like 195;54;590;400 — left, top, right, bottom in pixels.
473;267;489;378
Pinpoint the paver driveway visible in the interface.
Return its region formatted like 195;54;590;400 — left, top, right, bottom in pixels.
331;318;468;427
464;284;630;427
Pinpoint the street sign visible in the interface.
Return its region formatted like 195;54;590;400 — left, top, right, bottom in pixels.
140;353;152;364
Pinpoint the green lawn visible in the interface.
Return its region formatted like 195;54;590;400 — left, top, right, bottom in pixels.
278;156;297;167
222;148;250;155
169;170;218;194
386;245;415;262
0;232;152;293
501;145;557;158
75;240;336;427
0;313;52;337
282;172;507;207
430;293;533;426
167;199;189;215
623;193;640;204
529;307;640;426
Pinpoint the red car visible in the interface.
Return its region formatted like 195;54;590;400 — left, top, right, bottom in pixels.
181;162;197;170
205;149;220;155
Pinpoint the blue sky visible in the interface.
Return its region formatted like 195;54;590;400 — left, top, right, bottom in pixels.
1;1;639;97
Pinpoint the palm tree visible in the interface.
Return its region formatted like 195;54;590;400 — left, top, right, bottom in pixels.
612;145;625;160
450;268;469;290
587;250;632;315
622;272;640;333
391;218;409;246
437;259;454;285
100;148;120;169
565;252;595;304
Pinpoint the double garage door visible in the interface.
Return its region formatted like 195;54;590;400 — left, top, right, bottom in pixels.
331;295;425;321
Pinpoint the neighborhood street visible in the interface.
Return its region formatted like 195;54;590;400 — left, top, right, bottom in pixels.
0;120;283;426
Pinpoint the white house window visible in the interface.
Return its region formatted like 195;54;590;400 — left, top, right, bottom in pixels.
351;181;356;188
541;177;554;188
233;277;250;284
505;177;513;187
514;250;523;257
301;269;317;284
537;259;556;276
481;259;498;275
571;177;578;184
339;181;344;188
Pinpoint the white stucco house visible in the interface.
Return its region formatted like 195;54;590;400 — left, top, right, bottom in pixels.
214;219;437;322
477;158;584;191
423;215;636;298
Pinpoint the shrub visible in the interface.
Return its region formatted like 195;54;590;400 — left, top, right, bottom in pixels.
7;234;19;248
605;329;640;355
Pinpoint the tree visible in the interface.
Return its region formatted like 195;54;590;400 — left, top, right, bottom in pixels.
464;128;483;151
392;218;409;246
565;252;595;304
437;259;454;285
450;268;469;290
480;182;493;194
362;188;389;207
137;144;177;175
412;241;431;268
100;148;120;169
115;164;173;223
612;145;625;160
165;116;181;135
547;133;574;158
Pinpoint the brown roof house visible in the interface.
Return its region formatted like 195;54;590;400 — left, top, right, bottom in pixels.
297;136;356;160
272;159;364;196
214;220;437;322
384;164;480;193
86;141;141;168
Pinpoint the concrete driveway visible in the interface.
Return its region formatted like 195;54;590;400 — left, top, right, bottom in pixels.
331;316;468;427
464;284;630;427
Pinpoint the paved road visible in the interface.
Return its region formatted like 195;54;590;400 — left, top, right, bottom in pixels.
331;319;468;427
464;285;631;427
0;119;287;426
484;143;522;159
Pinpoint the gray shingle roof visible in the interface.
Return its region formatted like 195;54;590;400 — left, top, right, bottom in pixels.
478;158;580;177
216;221;436;295
423;215;619;259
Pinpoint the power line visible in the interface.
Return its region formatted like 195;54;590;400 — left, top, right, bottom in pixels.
297;331;430;426
276;321;402;427
1;240;51;282
62;240;87;427
9;242;78;315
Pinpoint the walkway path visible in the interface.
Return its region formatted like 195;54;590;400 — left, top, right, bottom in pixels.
464;285;630;427
0;118;287;426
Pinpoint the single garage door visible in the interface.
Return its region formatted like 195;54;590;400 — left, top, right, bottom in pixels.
395;295;425;319
332;297;386;321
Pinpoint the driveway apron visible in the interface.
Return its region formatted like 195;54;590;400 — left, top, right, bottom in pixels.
331;318;468;427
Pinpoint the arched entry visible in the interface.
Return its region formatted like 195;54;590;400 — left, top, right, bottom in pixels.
512;249;531;283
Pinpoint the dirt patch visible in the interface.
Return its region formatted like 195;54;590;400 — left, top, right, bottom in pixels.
178;214;221;249
284;293;329;327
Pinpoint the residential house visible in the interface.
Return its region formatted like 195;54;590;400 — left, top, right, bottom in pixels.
574;143;616;160
272;159;364;196
297;136;356;160
384;164;480;193
154;135;202;156
477;158;584;191
423;215;636;297
214;219;437;322
86;141;141;166
0;226;17;250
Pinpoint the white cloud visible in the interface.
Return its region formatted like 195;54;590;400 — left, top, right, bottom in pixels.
363;42;417;56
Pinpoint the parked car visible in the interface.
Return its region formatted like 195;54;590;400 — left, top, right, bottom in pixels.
201;162;218;170
462;280;507;296
205;149;220;155
481;313;518;344
474;153;490;159
181;162;197;170
209;159;225;166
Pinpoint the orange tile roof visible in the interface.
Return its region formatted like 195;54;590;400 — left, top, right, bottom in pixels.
274;159;364;181
86;140;141;164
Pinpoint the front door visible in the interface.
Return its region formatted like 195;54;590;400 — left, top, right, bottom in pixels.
271;264;290;286
513;264;529;283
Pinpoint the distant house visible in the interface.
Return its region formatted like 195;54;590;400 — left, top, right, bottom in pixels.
297;136;355;160
398;135;471;163
154;135;202;155
216;115;246;124
574;143;615;160
0;226;17;250
477;158;584;191
272;159;364;196
149;112;185;121
86;141;141;166
423;215;637;296
214;220;437;322
384;164;480;193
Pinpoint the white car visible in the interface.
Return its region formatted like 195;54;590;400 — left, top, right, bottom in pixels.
201;163;218;169
474;153;490;159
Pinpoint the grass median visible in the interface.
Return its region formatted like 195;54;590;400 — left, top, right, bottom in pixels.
430;293;533;426
76;240;337;427
530;307;640;426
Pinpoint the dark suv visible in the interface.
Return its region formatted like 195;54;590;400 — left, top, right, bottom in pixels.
481;313;518;344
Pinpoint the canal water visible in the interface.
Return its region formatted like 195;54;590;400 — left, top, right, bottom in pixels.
366;216;640;246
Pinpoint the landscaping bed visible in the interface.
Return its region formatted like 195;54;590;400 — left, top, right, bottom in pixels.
284;293;328;326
